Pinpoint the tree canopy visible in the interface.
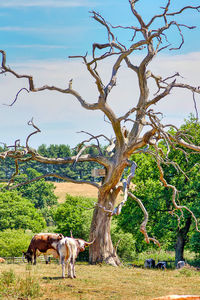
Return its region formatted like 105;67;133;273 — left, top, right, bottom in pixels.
53;194;94;240
0;190;46;232
0;229;33;257
15;168;58;209
117;116;200;260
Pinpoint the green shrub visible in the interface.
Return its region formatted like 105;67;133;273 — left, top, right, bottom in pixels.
189;231;200;255
0;190;46;232
0;229;33;257
137;249;175;262
53;194;94;240
132;250;175;268
111;220;137;262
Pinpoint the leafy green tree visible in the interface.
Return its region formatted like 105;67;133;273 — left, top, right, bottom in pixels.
53;194;94;240
189;231;200;256
168;165;200;264
53;194;95;261
117;154;174;253
0;190;46;232
0;229;33;257
117;116;200;264
37;144;77;180
0;146;16;180
16;168;58;209
164;116;200;263
15;168;58;225
111;220;136;262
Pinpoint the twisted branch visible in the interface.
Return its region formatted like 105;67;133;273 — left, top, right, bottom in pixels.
128;191;160;246
155;145;200;232
5;173;99;191
3;88;29;107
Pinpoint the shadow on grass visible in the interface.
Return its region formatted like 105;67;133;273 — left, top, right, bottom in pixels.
43;276;66;280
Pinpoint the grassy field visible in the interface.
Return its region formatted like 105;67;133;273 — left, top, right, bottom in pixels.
0;262;200;299
53;182;98;203
53;181;124;203
0;183;198;299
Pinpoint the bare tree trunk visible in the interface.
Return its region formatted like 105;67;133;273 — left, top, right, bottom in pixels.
89;193;121;266
175;216;192;266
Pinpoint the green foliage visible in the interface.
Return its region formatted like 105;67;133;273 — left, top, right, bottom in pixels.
189;231;200;255
53;194;95;261
111;220;136;262
117;115;200;255
0;229;33;257
0;144;103;183
136;249;175;265
117;154;175;252
13;168;58;224
16;168;58;209
0;146;16;180
53;194;94;240
0;190;46;232
37;144;75;180
40;206;55;227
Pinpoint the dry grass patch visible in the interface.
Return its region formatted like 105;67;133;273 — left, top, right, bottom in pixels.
53;181;124;203
0;263;199;299
53;182;98;203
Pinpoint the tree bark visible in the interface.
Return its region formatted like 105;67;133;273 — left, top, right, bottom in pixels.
175;216;192;266
89;193;121;266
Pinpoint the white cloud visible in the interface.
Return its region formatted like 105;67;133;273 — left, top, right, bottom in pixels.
0;0;96;8
0;26;85;34
0;26;43;32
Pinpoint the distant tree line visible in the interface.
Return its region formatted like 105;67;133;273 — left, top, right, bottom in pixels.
0;144;103;183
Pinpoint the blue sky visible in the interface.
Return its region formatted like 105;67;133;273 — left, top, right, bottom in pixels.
1;0;200;60
0;0;200;148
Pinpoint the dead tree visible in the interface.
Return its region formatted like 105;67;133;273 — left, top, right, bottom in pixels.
0;0;200;266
